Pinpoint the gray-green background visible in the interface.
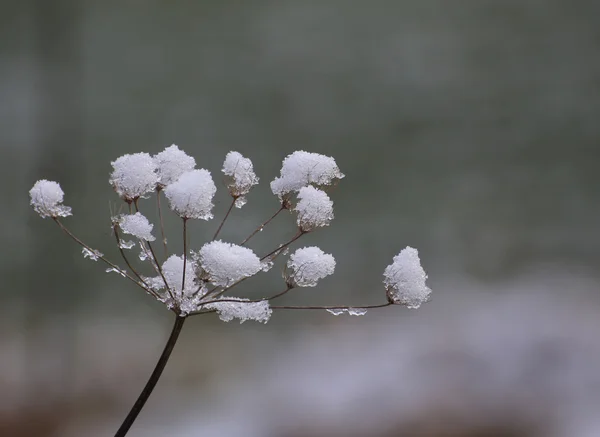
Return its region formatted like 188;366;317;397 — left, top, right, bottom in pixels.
2;1;600;436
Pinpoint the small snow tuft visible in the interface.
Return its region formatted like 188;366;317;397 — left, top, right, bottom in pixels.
205;297;272;324
286;246;336;287
295;186;334;231
82;248;103;261
160;254;197;297
154;144;196;187
29;180;72;218
326;308;368;316
118;212;156;241
109;153;159;201
163;169;216;220
222;151;259;207
383;247;431;309
194;241;262;287
270;151;344;198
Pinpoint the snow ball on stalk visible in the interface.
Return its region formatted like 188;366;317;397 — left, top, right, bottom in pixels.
109;152;159;202
159;254;197;297
295;186;334;232
270;150;344;198
29;180;72;218
195;240;262;287
163;169;216;220
117;212;155;241
222;151;259;208
154;144;196;188
286;246;336;287
383;247;431;309
205;297;272;324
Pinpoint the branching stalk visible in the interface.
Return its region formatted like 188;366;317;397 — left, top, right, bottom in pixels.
213;198;236;241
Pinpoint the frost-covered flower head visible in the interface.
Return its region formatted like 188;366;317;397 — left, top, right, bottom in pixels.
222;151;259;208
116;212;155;241
286;246;336;287
383;247;431;309
29;180;72;218
270;151;344;198
295;186;334;232
154;144;196;188
194;241;262;287
109;153;159;202
163;169;216;220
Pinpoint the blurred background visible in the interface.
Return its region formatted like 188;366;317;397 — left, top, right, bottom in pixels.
2;1;600;436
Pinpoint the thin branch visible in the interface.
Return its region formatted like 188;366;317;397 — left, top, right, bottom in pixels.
112;225;156;298
271;303;393;310
213;198;236;241
53;218;147;292
240;205;285;246
114;315;186;437
156;188;168;258
260;230;305;261
182;218;188;293
194;286;293;310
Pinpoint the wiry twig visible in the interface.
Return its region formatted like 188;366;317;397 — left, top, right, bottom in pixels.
271;302;393;310
240;205;285;246
260;230;305;261
182;218;188;293
156;188;168;258
213;198;236;241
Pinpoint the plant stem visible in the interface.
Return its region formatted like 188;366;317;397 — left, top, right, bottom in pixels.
182;218;188;293
240;205;285;246
213;198;236;241
114;315;186;437
156;188;168;258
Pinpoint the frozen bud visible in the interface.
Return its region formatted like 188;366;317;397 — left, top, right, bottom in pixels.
163;169;216;220
286;246;336;287
205;297;272;324
295;186;334;232
160;254;197;297
383;247;431;309
29;180;72;218
195;241;261;287
109;153;159;201
222;151;259;207
154;144;196;188
117;212;155;241
270;150;344;198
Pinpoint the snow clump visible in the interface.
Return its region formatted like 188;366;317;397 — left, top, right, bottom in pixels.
295;186;334;231
195;241;262;287
204;297;272;324
270;151;344;198
163;169;216;220
286;246;336;287
222;151;259;208
154;144;196;188
383;247;431;309
117;212;156;241
109;153;159;201
29;180;72;218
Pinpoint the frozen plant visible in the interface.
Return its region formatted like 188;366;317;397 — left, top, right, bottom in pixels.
29;145;432;437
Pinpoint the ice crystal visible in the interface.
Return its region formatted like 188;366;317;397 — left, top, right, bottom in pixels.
118;212;156;241
325;308;368;316
109;152;159;201
270;151;344;198
163;169;216;220
119;240;135;250
383;247;431;309
286;246;336;287
295;186;334;231
195;241;261;287
222;151;259;207
154;144;196;187
106;267;126;277
205;297;272;324
29;180;72;218
82;248;103;261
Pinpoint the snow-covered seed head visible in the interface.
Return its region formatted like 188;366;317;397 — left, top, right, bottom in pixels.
383;247;431;309
195;240;262;287
154;144;196;188
116;212;155;241
29;180;72;218
160;254;197;297
295;186;334;232
163;169;216;220
204;297;272;324
270;150;344;198
222;151;259;208
109;152;159;202
286;246;336;287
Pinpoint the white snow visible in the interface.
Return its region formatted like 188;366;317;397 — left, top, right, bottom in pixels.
154;144;196;187
163;169;216;220
195;241;262;287
286;246;336;287
205;297;272;324
117;212;156;241
109;152;159;201
295;186;334;231
383;247;431;309
29;180;72;218
82;248;103;261
326;308;368;316
222;151;259;207
160;254;198;297
270;151;344;198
